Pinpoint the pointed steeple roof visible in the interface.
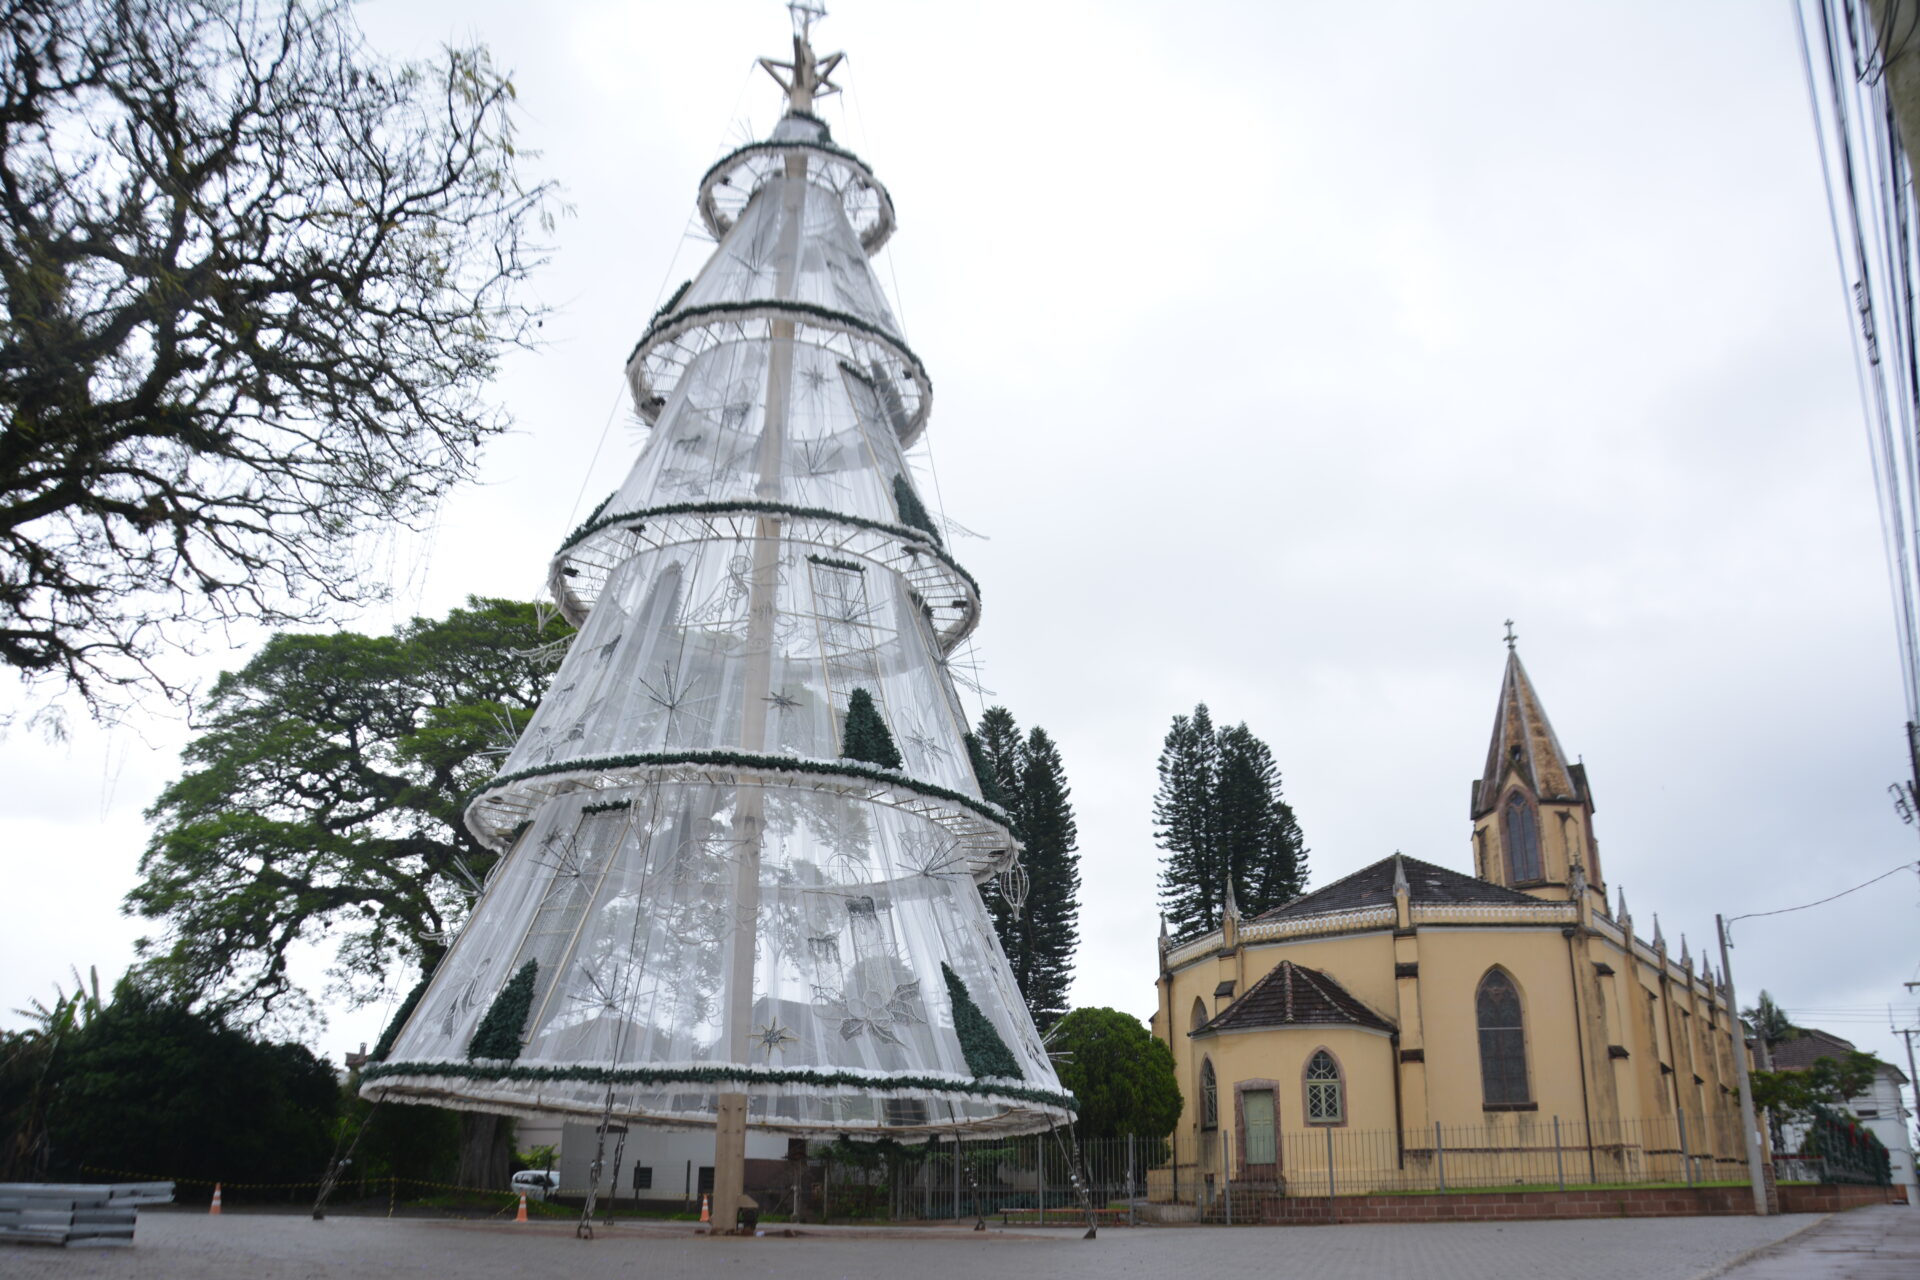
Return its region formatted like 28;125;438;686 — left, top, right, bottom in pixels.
1475;648;1586;815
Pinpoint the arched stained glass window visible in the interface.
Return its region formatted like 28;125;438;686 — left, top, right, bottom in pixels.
1304;1049;1343;1124
1200;1057;1218;1130
1477;969;1530;1106
1504;793;1543;882
1190;997;1209;1033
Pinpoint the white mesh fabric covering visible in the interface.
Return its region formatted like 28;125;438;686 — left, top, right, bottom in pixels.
369;787;1065;1133
361;102;1072;1136
698;115;896;253
626;171;931;440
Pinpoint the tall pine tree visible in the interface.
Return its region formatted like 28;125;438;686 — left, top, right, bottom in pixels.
973;706;1026;836
1153;704;1220;936
972;708;1080;1028
1014;727;1080;1026
1216;722;1308;914
1155;705;1307;937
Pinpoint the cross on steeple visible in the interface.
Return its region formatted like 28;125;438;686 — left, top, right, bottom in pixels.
1503;619;1517;651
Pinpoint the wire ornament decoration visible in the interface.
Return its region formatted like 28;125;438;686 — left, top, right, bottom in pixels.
362;6;1071;1152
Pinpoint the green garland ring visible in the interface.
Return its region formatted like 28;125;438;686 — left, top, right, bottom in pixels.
557;499;979;602
466;748;1016;856
696;138;896;254
361;1059;1075;1114
625;300;932;444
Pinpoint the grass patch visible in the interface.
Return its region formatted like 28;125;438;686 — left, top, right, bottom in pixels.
406;1191;573;1218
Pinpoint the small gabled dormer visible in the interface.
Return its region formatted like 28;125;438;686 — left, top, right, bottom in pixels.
1469;636;1605;906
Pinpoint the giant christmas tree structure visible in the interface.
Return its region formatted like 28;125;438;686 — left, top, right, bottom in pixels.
360;6;1073;1226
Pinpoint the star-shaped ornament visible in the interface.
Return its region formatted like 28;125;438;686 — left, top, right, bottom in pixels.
754;1022;798;1059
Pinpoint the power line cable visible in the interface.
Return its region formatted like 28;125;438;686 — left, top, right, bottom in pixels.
1725;859;1919;939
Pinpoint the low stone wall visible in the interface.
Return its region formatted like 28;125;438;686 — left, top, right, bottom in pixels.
1212;1181;1904;1225
1776;1183;1908;1213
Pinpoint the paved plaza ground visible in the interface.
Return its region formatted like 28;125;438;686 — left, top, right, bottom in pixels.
5;1204;1895;1280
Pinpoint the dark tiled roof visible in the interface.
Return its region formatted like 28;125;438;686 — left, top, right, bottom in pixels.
1767;1027;1907;1082
1250;854;1537;923
1767;1027;1857;1070
1195;960;1395;1035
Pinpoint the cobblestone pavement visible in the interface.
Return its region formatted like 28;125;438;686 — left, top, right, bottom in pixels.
1710;1204;1920;1278
0;1207;1829;1280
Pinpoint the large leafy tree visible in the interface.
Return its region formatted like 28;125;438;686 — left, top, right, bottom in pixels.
1155;704;1308;937
37;979;338;1188
126;597;568;1028
1047;1007;1181;1141
971;707;1081;1028
1750;1051;1884;1126
0;0;553;709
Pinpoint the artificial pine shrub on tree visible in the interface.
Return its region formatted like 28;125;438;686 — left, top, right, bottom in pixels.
841;688;903;770
891;473;944;547
467;960;538;1061
371;968;434;1063
941;963;1021;1080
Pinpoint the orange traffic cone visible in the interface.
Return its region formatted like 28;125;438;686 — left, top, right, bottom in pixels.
516;1192;528;1223
699;1193;710;1224
209;1184;223;1215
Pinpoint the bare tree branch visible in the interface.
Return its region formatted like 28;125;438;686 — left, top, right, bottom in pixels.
0;0;555;712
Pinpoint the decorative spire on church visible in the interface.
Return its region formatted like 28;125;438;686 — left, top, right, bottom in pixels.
1652;913;1666;952
1223;873;1242;923
1678;934;1690;970
1616;885;1630;924
1473;636;1586;815
1391;853;1410;898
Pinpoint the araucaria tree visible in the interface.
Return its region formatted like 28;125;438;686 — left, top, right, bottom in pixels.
1154;703;1308;937
974;707;1081;1028
126;598;567;1027
0;0;553;708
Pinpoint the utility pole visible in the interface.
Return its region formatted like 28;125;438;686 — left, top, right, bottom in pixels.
1899;1026;1920;1208
1902;983;1920;1207
1717;914;1771;1216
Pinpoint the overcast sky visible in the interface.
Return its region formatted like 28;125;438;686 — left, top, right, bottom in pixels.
5;0;1919;1095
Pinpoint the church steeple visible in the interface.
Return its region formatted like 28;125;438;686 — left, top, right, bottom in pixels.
1469;629;1605;903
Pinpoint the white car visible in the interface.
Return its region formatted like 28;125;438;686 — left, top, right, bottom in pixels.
511;1169;560;1202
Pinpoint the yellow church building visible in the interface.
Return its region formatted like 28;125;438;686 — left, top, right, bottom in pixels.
1149;648;1749;1199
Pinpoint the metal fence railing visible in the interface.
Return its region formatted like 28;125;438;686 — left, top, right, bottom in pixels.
1153;1111;1757;1212
791;1133;1153;1224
